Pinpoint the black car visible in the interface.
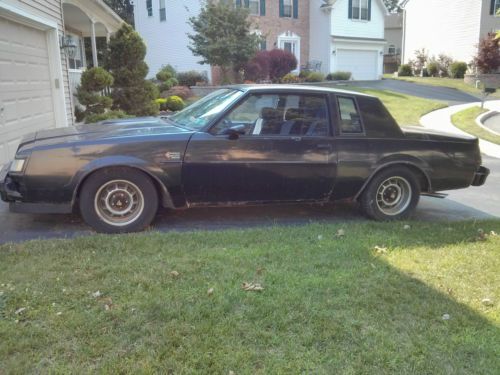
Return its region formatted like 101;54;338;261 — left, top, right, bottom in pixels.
0;85;489;233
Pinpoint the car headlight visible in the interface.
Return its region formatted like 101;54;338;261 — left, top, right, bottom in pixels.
10;158;26;173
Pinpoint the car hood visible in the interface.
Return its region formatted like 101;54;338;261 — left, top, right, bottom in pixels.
18;118;193;151
401;126;478;143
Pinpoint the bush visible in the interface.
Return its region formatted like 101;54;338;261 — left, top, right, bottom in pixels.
74;106;85;123
474;33;500;74
427;62;439;77
155;98;168;111
450;61;468;78
177;71;207;87
156;64;176;81
326;71;352;81
281;73;301;83
304;72;325;82
85;110;130;124
159;77;179;92
165;96;185;111
75;67;114;122
268;49;297;82
398;64;413;76
244;51;270;82
437;54;453;77
161;86;193;100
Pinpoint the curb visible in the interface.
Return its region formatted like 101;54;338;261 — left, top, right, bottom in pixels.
476;110;500;136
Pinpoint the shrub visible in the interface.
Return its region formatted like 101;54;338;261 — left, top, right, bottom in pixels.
398;64;413;76
75;67;114;122
450;61;468;78
267;49;297;82
177;71;207;87
281;73;301;83
244;51;270;82
413;48;428;75
326;71;352;81
156;64;176;81
85;110;130;124
107;24;159;116
159;77;179;92
304;72;325;82
161;86;193;100
299;70;310;79
74;106;85;123
155;98;168;111
165;96;185;111
437;54;453;77
474;33;500;74
427;62;439;77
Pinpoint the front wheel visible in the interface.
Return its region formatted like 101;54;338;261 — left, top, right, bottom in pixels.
79;168;159;233
360;167;420;221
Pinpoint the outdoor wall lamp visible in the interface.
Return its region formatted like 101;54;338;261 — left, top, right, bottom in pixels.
60;35;77;59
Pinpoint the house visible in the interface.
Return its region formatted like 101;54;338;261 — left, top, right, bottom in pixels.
133;0;211;80
384;12;402;73
309;0;388;80
402;0;500;64
0;0;122;165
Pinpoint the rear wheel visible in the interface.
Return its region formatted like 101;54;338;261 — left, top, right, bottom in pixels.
79;168;158;233
360;167;420;221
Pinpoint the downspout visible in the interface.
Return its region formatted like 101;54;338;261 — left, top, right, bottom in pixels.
401;8;406;65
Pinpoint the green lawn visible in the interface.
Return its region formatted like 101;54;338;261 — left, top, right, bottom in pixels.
1;221;499;373
451;106;500;145
324;84;446;126
383;75;500;99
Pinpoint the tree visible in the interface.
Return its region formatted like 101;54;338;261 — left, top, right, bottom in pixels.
76;67;113;120
383;0;402;13
106;24;159;116
188;2;260;82
474;33;500;74
103;0;134;26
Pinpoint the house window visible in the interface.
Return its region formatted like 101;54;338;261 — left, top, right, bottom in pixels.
283;41;294;54
495;0;500;15
352;0;369;21
146;0;153;17
283;0;292;17
260;39;267;51
249;0;259;15
159;0;166;21
388;44;396;55
67;34;84;70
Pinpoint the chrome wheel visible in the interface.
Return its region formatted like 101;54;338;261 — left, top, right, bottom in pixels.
94;179;145;227
375;176;412;216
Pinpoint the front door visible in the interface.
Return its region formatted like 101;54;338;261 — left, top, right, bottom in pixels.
182;92;337;204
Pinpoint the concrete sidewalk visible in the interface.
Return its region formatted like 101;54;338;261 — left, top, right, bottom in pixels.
420;100;500;159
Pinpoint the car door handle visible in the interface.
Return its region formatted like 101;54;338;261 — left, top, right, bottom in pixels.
316;143;332;150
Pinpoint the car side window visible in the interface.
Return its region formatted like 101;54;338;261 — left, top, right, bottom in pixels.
337;96;363;134
211;93;329;137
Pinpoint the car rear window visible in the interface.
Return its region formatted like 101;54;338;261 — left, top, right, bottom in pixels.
337;96;363;134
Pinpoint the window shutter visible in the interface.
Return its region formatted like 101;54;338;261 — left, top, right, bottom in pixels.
490;0;495;15
236;0;242;7
260;0;266;15
279;0;284;17
244;0;249;8
368;0;372;20
293;0;299;18
348;0;352;19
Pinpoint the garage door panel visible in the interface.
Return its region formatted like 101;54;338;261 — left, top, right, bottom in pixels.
336;49;378;81
0;17;56;165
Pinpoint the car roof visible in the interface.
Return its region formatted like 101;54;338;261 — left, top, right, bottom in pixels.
224;84;376;98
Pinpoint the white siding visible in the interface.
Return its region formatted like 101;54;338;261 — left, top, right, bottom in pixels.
331;0;385;39
403;0;482;64
134;0;211;80
479;0;500;39
309;0;332;74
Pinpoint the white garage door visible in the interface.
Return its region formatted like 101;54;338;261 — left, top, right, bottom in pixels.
336;49;378;81
0;17;56;165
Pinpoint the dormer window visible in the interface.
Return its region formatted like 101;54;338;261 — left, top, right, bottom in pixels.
350;0;370;21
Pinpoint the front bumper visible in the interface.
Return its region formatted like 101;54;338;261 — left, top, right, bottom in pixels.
471;166;490;186
0;163;11;202
0;163;22;202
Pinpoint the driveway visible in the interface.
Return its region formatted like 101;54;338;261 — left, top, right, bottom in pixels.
348;79;480;104
1;154;498;244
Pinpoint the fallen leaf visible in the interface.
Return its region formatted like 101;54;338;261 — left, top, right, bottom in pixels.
56;311;62;316
92;291;101;298
335;229;345;237
170;270;180;277
15;307;26;315
490;231;497;237
104;304;111;311
242;282;264;292
207;288;214;296
442;313;450;320
374;246;387;254
229;371;235;375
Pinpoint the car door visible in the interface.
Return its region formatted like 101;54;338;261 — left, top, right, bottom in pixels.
182;92;337;204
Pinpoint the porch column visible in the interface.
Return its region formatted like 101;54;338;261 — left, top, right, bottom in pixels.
90;20;98;67
106;31;111;43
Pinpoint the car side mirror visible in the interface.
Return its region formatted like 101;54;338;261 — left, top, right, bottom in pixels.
221;125;246;140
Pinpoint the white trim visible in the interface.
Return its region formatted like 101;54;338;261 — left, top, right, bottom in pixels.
277;31;301;73
0;2;68;129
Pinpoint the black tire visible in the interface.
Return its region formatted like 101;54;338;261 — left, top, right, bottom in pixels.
360;167;420;221
79;167;159;233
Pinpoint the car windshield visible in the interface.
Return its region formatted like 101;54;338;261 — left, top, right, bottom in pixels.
170;89;243;130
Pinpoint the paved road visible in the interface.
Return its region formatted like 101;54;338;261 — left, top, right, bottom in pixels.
347;79;481;104
483;113;500;134
1;155;498;244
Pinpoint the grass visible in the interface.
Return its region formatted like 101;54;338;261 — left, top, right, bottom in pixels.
1;220;499;373
383;75;500;99
341;86;447;126
451;106;500;145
